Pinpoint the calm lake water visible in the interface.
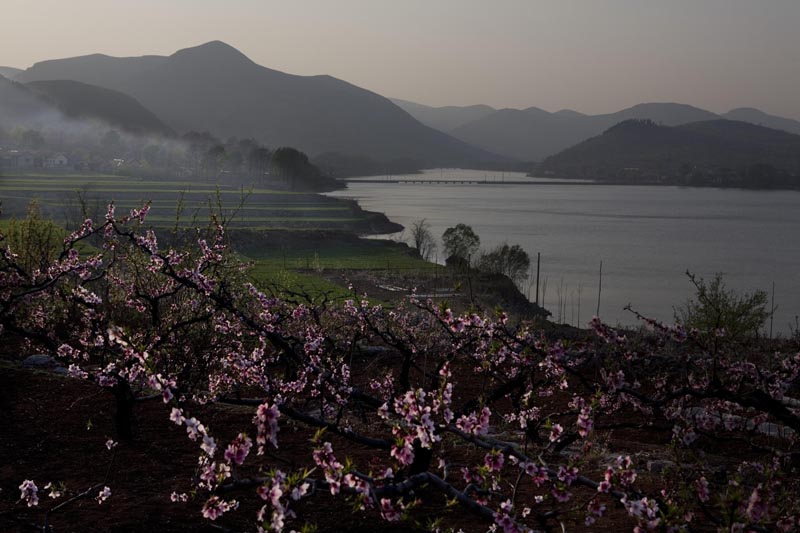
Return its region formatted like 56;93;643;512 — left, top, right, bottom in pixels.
329;169;800;334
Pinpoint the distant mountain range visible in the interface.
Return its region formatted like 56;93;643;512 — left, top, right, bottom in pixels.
389;99;496;132
6;41;800;179
538;119;800;187
14;41;500;169
393;99;800;162
0;74;172;135
722;108;800;136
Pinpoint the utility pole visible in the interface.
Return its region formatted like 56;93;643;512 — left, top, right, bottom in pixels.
596;260;603;317
769;281;776;339
535;252;541;305
467;254;474;304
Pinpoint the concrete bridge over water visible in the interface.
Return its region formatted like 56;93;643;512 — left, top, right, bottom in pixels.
343;178;590;185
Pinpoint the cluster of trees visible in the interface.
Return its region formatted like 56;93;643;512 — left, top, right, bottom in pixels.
3;209;799;532
134;131;338;190
3;127;46;149
411;221;531;285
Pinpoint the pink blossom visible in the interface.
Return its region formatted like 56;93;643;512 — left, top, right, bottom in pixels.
254;402;280;452
18;480;38;507
551;487;572;503
224;434;253;465
169;407;185;425
96;486;111;504
201;434;217;456
201;496;238;520
576;406;594;437
549;423;564;442
44;482;63;499
494;512;519;533
695;476;710;502
484;451;505;472
746;485;767;522
380;498;403;522
290;482;310;501
67;364;89;379
390;441;415;466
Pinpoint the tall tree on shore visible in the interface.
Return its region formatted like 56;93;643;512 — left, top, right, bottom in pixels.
478;243;530;284
410;219;437;261
442;223;480;264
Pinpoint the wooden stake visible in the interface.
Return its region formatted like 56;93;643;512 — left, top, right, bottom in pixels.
596;260;603;317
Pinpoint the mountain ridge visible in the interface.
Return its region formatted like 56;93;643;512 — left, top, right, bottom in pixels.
15;41;502;168
0;74;173;136
396;98;800;162
722;107;800;136
26;80;174;136
0;66;22;79
389;98;497;132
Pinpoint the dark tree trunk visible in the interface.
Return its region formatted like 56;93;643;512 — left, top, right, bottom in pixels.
112;379;136;442
409;439;432;476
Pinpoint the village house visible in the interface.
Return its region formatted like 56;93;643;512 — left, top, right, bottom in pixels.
0;149;35;169
43;153;70;169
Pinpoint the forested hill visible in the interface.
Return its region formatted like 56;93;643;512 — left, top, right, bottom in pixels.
0;75;172;136
0;66;22;79
0;75;46;121
26;80;173;136
538;119;800;188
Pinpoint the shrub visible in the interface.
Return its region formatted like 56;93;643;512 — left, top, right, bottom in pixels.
675;271;770;342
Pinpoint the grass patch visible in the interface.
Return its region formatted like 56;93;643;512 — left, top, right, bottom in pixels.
246;264;354;302
239;237;432;271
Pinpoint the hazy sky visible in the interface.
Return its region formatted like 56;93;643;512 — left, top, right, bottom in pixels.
2;0;799;119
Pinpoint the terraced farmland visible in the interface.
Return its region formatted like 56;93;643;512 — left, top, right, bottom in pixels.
0;173;438;304
0;173;398;233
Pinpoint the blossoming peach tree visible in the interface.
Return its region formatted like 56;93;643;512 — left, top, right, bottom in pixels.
2;204;799;532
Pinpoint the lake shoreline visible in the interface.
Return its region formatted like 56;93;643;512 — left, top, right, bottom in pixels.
329;170;800;334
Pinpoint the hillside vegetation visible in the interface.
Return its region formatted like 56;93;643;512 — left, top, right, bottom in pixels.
0;75;171;136
539;119;800;187
26;80;174;136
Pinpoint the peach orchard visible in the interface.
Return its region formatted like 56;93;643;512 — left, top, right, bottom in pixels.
2;204;799;532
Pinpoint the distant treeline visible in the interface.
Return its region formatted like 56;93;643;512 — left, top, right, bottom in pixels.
0;123;340;192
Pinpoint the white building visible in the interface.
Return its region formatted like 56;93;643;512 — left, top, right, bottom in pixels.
44;153;70;168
